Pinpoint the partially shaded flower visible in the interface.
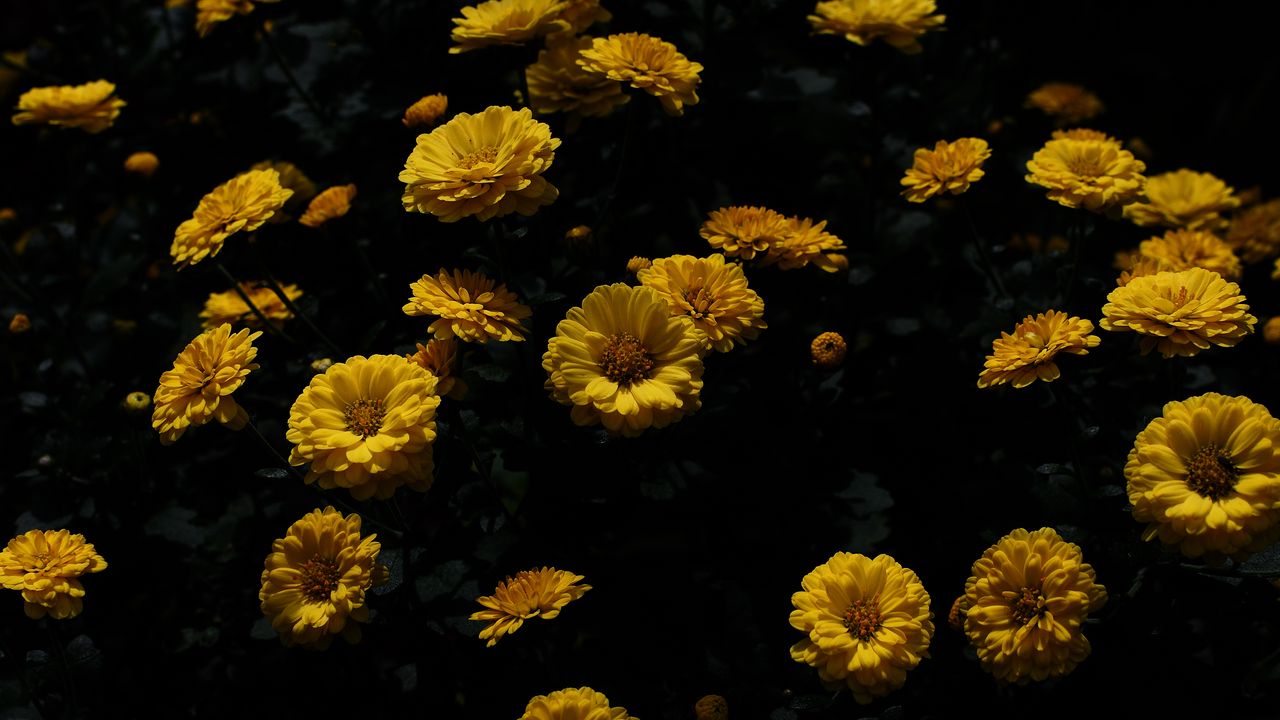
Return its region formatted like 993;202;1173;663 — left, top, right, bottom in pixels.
402;93;448;128
470;567;590;647
449;0;570;54
11;80;125;133
900;137;991;202
1124;169;1239;231
124;151;159;177
152;324;261;444
700;205;792;261
1099;267;1256;358
250;160;317;213
527;36;629;129
406;337;467;400
1265;317;1280;344
195;0;279;37
171;169;293;269
762;216;847;271
977;311;1099;389
625;256;652;275
807;0;946;54
1024;135;1146;212
1025;83;1104;124
811;331;847;369
1137;229;1241;280
123;391;151;412
637;254;766;352
1050;127;1116;143
299;184;356;228
694;696;728;720
1226;198;1280;263
554;0;610;35
403;268;532;343
200;281;302;329
519;687;632;720
8;313;30;334
577;33;703;116
0;530;107;620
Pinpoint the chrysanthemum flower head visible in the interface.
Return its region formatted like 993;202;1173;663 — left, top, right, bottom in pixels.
1137;229;1241;280
811;331;847;369
807;0;946;54
449;0;570;54
1124;169;1239;231
403;268;532;343
1099;267;1256;358
977;311;1100;389
543;283;708;437
637;254;766;353
195;0;279;37
1025;83;1104;124
554;0;610;35
258;507;380;648
577;33;703;116
528;36;630;130
152;324;261;444
286;355;441;500
250;159;316;210
402;93;448;128
406;337;467;400
1125;393;1280;560
789;551;934;704
0;530;107;620
700;205;792;261
202;282;301;330
1227;198;1280;263
171;169;293;269
299;184;356;228
763;216;848;271
401;105;560;222
470;567;590;647
11;80;125;133
901;137;991;202
963;528;1106;683
519;687;632;720
1024;135;1146;213
625;256;651;275
124;151;159;177
1051;127;1116;143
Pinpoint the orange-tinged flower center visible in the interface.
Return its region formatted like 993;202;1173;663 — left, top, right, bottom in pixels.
299;555;341;602
843;596;883;640
1174;286;1189;309
681;285;715;318
1010;586;1045;625
599;332;654;385
344;399;386;438
1186;443;1239;499
459;146;499;169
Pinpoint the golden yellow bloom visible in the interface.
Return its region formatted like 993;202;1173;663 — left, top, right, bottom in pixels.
0;530;107;620
1050;127;1115;143
1124;169;1239;231
1227;198;1280;263
1265;317;1280;344
554;0;610;35
449;0;570;54
401;105;559;223
963;528;1106;683
250;160;316;211
1024;136;1146;212
807;0;945;54
406;337;468;400
1115;254;1167;287
8;313;30;334
200;281;301;329
402;93;448;128
123;391;151;412
626;256;651;275
1025;83;1104;124
900;137;991;202
527;36;630;128
1137;229;1240;280
286;355;441;500
763;216;848;271
577;33;703;117
259;507;380;648
1126;393;1280;560
404;268;532;343
519;687;632;720
1099;267;1256;358
694;695;728;720
11;80;125;134
171;169;293;269
700;205;792;261
152;324;260;445
543;283;708;437
977;311;1100;389
470;567;591;647
637;254;766;353
789;552;934;704
299;184;356;228
124;151;159;177
811;331;847;369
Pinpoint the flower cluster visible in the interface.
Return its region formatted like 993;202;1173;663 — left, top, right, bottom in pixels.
701;206;847;271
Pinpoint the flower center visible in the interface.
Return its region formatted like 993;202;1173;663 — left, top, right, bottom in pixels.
344;399;386;438
459;146;499;169
1186;443;1239;500
299;555;341;603
599;332;655;386
842;596;883;641
1173;286;1190;309
1010;586;1045;625
681;285;716;318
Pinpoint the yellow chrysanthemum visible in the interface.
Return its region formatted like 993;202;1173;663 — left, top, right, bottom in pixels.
124;151;159;177
1115;254;1168;287
577;33;703;117
195;0;279;36
1050;127;1116;143
449;0;570;54
1025;83;1104;124
900;137;991;202
258;507;380;648
542;284;708;437
1125;393;1280;560
694;696;728;720
470;567;591;647
402;93;448;128
1124;169;1239;231
1137;229;1241;280
763;216;848;271
625;256;651;274
637;254;766;353
11;80;125;133
519;687;632;720
298;184;356;228
1099;267;1256;358
700;205;792;261
527;36;630;128
403;268;532;343
1024;136;1146;213
199;281;302;329
152;324;261;445
977;311;1100;389
406;337;467;400
789;552;934;705
286;355;440;500
401;106;560;223
811;331;847;369
250;160;316;212
963;528;1106;683
1227;198;1280;263
171;169;293;269
554;0;610;35
0;530;107;620
808;0;944;54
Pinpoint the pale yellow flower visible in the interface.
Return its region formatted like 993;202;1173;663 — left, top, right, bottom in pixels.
12;80;125;133
1124;169;1239;231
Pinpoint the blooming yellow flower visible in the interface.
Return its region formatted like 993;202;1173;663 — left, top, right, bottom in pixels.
811;331;847;368
171;169;293;269
1124;169;1239;231
406;337;467;400
527;36;630;129
470;567;591;647
402;93;448;128
250;159;316;210
625;256;651;274
900;137;991;202
700;205;792;261
543;284;708;437
577;33;703;117
519;687;632;720
286;354;441;500
1050;127;1116;143
11;80;125;133
637;254;766;353
124;151;159;177
1099;267;1256;358
449;0;570;54
977;311;1100;389
1126;393;1280;559
963;528;1106;683
1025;83;1104;124
8;313;30;334
195;0;280;36
1024;135;1146;212
259;507;380;648
554;0;610;35
1227;198;1280;263
763;216;848;271
152;324;261;445
299;184;356;228
1115;254;1167;287
200;281;302;329
808;0;945;54
403;268;532;343
789;552;934;704
401;106;560;223
123;391;151;412
1137;229;1241;280
0;530;107;620
694;696;728;720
